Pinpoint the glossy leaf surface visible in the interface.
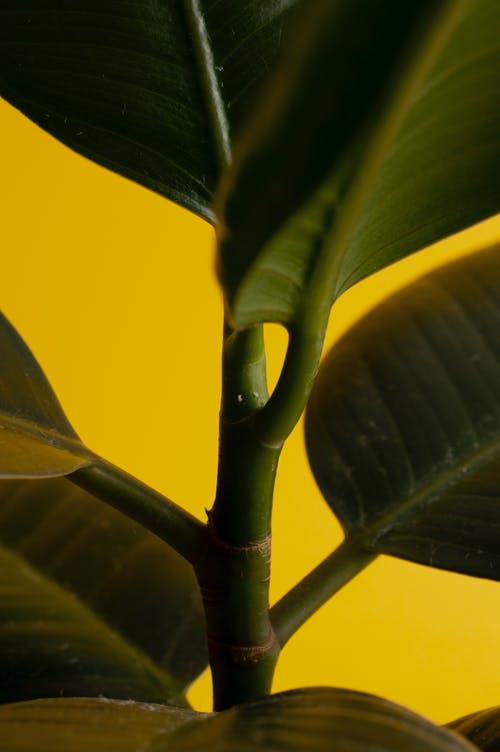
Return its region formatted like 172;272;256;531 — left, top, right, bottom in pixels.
152;687;477;751
0;311;91;477
217;0;500;329
0;1;298;219
306;247;500;580
448;706;500;751
0;477;207;703
0;698;199;751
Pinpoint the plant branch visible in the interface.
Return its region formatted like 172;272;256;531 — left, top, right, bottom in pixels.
68;459;206;565
255;317;329;447
271;538;377;648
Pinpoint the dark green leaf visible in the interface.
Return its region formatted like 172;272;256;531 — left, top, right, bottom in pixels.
217;0;500;329
151;687;477;751
0;477;207;703
0;697;199;751
340;0;500;299
305;247;500;580
0;311;91;477
448;706;500;751
0;1;298;219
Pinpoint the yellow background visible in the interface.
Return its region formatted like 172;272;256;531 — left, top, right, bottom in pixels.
1;97;500;723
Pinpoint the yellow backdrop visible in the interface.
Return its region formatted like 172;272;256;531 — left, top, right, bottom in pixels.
1;98;499;722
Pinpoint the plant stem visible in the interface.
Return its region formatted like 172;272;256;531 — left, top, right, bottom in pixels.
195;324;281;710
271;538;377;648
256;318;328;447
68;460;206;564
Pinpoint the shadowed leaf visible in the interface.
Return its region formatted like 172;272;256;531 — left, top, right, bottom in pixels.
0;697;200;751
0;477;207;703
448;706;500;751
151;687;477;751
217;0;500;329
0;1;298;219
306;247;500;580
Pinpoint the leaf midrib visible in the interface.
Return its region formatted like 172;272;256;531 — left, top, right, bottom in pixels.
0;412;91;460
182;0;231;172
360;429;500;547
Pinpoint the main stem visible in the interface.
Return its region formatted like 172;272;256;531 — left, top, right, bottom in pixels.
194;324;281;710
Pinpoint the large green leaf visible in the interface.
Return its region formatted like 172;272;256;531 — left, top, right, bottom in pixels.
0;476;207;703
217;0;500;329
448;706;500;751
0;306;207;701
151;687;477;751
0;698;199;751
0;1;298;219
0;311;91;477
0;690;478;751
305;247;500;580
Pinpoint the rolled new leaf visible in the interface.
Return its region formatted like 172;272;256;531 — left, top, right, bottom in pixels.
448;706;500;751
0;1;298;219
0;311;91;477
0;698;199;752
0;477;208;702
217;0;500;330
305;246;500;580
151;687;477;751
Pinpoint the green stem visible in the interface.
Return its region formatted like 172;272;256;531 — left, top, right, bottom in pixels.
271;538;377;648
195;323;281;710
69;460;206;564
256;319;328;447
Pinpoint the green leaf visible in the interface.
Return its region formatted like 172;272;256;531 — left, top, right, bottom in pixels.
448;706;500;751
0;477;207;703
150;687;477;751
0;697;199;751
0;1;298;220
0;311;91;477
305;247;500;580
217;0;500;329
0;310;208;699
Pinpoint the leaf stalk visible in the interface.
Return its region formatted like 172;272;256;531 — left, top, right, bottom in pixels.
68;460;206;564
271;539;377;648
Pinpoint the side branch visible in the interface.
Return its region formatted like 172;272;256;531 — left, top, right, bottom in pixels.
271;538;377;648
69;459;206;564
255;320;328;447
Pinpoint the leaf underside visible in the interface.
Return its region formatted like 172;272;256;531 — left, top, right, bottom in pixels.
448;706;500;751
306;246;500;580
0;1;298;219
217;0;500;329
0;477;207;703
0;690;478;751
